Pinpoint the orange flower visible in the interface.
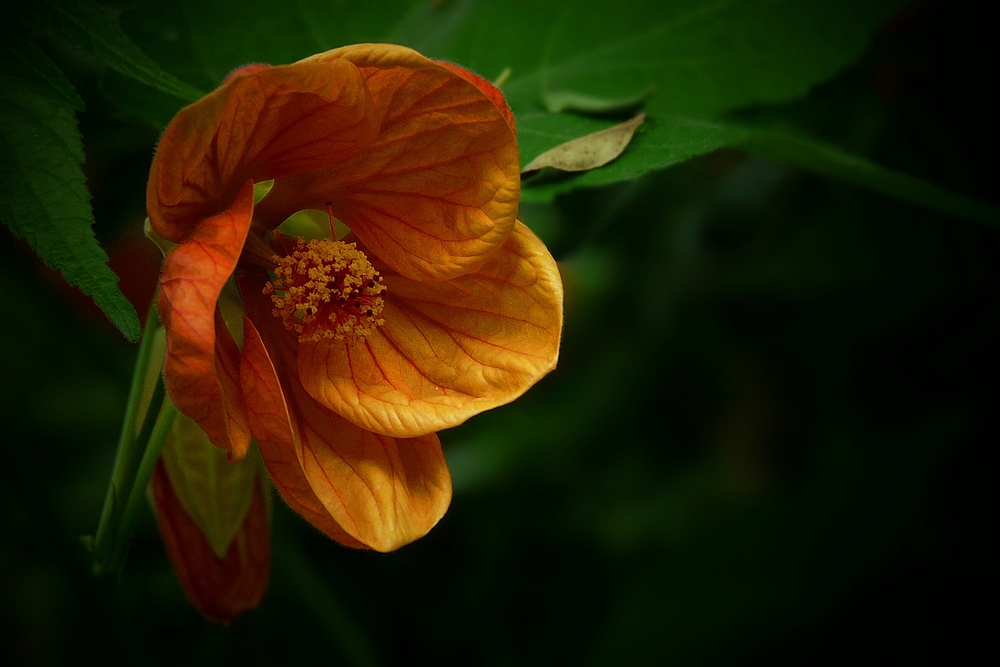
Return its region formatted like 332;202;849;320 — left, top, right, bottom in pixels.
146;44;563;565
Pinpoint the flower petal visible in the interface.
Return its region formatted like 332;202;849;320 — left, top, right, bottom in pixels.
150;462;270;625
277;44;520;282
238;310;365;550
148;57;377;242
436;61;516;134
158;180;253;459
298;221;563;438
240;304;452;552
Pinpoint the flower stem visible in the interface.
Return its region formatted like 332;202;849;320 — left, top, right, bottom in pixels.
92;299;164;575
110;394;178;573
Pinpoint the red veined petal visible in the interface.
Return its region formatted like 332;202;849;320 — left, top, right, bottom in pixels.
238;302;367;550
240;287;452;553
148;57;377;242
257;44;520;283
158;180;253;459
297;221;563;438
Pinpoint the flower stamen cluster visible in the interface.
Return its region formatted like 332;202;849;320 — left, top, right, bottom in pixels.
265;237;386;342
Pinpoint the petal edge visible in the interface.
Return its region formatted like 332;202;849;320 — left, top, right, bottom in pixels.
241;308;452;552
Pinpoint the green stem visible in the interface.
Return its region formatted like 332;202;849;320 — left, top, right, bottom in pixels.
92;299;162;573
110;394;178;573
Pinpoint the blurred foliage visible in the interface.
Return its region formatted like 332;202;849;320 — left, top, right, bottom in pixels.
1;0;997;665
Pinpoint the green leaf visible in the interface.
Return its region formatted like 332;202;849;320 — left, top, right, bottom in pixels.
521;117;1000;226
458;0;904;184
108;0;425;127
120;0;422;89
160;411;262;559
542;84;655;115
36;0;203;102
99;69;184;131
253;179;275;204
117;0;903;116
431;0;906;116
0;39;141;341
110;0;996;225
113;1;915;188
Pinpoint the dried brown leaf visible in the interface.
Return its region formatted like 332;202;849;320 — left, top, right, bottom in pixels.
521;113;645;173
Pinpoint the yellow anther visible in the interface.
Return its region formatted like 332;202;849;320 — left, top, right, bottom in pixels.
266;238;386;342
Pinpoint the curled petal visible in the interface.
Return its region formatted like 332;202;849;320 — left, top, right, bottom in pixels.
159;181;253;459
283;44;520;282
148;57;377;242
240;301;452;552
151;463;270;624
298;221;563;438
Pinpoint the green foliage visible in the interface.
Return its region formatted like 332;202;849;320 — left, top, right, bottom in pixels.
0;37;140;341
522;118;1000;224
105;0;995;226
1;0;995;344
430;0;901;126
0;0;210;341
113;0;903;121
0;0;201;342
35;0;204;102
456;0;905;116
1;1;996;663
541;85;656;115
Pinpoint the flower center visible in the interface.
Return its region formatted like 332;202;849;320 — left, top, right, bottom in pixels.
264;237;386;342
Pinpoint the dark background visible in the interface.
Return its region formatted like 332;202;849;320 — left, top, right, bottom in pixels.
1;0;997;664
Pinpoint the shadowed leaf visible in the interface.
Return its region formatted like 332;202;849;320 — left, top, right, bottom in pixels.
38;0;204;101
520;116;1000;226
542;85;655;115
0;38;140;341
